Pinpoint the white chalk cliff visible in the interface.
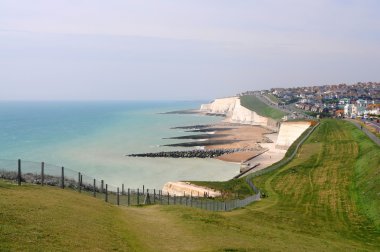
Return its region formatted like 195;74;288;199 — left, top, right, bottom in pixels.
200;97;271;127
200;97;237;115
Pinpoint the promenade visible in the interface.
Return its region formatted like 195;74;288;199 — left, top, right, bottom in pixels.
346;119;380;146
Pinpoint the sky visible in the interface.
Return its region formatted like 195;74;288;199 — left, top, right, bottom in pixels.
0;0;379;101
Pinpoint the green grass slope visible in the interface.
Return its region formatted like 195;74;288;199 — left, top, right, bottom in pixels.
1;120;379;251
252;119;380;249
240;95;286;120
0;181;142;251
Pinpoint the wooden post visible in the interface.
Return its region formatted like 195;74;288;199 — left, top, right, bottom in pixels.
190;192;192;207
122;184;124;195
153;189;156;204
17;159;21;186
80;175;82;190
61;167;64;189
78;172;81;192
101;180;104;193
93;179;96;197
41;162;44;186
127;188;130;206
117;187;120;206
174;194;176;205
160;190;163;204
105;184;108;202
142;185;145;195
137;188;140;205
167;192;170;205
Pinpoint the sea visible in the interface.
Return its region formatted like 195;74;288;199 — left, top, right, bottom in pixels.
0;101;239;189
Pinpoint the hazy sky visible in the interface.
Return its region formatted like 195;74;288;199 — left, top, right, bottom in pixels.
1;0;379;100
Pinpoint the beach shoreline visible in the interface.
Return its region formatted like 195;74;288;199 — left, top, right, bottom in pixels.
162;99;311;196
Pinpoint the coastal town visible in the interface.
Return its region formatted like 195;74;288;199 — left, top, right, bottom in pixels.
240;82;380;120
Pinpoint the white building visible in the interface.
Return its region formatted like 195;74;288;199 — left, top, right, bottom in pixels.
344;104;358;118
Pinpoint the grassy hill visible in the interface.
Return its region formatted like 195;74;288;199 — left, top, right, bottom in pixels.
0;180;141;251
1;119;379;251
240;95;286;120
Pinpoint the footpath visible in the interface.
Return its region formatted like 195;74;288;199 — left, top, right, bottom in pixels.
345;119;380;146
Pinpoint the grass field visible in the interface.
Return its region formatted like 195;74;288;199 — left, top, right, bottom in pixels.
0;181;143;251
1;119;379;251
264;93;282;104
240;95;286;120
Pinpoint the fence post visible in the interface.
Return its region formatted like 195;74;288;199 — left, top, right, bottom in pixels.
80;175;82;190
93;179;96;197
78;172;81;192
41;162;44;186
127;188;130;206
117;187;120;206
143;185;145;195
190;192;192;207
105;184;108;202
101;180;104;193
153;189;156;204
174;194;176;205
167;192;170;205
137;188;140;205
61;167;64;189
17;159;21;186
122;184;124;195
160;190;163;204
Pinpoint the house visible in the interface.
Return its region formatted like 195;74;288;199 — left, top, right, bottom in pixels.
365;104;380;115
335;110;344;118
344;104;358;118
339;98;350;105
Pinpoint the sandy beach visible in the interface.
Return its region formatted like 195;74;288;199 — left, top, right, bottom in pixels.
203;123;273;162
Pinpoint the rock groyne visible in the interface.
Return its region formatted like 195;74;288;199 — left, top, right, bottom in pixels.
127;148;255;158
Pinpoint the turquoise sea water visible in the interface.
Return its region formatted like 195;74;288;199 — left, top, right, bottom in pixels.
0;101;239;188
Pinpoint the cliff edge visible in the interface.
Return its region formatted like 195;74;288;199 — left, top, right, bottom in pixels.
200;97;277;129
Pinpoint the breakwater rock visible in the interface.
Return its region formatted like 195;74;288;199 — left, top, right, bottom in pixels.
185;127;234;133
164;139;239;147
163;134;228;140
170;124;212;130
127;148;253;158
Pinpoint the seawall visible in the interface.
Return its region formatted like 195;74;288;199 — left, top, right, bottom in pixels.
275;121;312;149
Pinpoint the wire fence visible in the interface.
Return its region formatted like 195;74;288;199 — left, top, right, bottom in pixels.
0;123;319;211
0;158;261;211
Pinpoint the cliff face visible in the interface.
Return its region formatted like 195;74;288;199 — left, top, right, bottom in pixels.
275;121;311;149
200;97;236;115
230;98;269;125
200;97;273;128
